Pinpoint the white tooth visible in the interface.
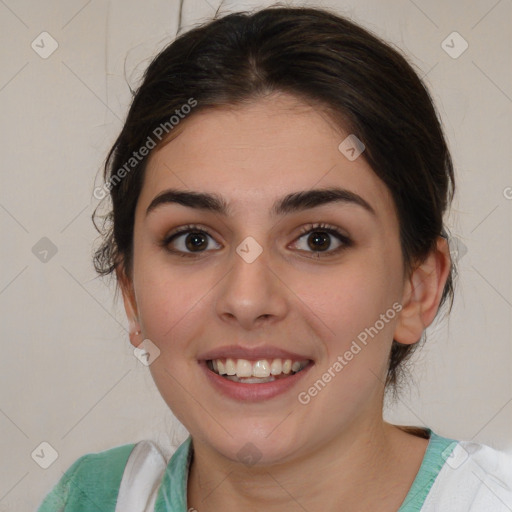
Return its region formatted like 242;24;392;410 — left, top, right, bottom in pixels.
238;376;275;384
253;360;271;378
217;360;226;375
225;358;237;375
282;359;292;374
212;360;218;373
236;359;253;378
270;359;282;375
291;361;301;373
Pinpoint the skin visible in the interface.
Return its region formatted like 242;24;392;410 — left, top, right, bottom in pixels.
118;92;451;511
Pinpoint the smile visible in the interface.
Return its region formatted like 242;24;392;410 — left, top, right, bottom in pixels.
206;357;311;383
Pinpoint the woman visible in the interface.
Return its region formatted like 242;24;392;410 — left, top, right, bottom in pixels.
37;5;512;511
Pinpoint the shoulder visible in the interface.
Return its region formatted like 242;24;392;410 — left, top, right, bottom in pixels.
36;442;137;512
423;438;512;511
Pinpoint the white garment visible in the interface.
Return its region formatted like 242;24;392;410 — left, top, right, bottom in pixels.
115;441;168;512
421;441;512;511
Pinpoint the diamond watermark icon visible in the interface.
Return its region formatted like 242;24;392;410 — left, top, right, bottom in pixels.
32;237;58;263
338;134;365;161
134;339;161;366
236;236;263;263
236;442;262;466
31;441;59;469
449;236;468;264
441;32;468;59
441;442;469;469
31;31;59;59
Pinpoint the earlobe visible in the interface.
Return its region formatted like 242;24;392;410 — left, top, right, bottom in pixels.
116;263;142;348
394;236;451;345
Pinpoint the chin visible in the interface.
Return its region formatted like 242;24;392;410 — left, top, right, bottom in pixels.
196;422;304;467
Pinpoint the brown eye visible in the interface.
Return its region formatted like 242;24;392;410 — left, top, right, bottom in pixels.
306;231;332;251
183;232;209;252
162;225;221;257
291;223;352;257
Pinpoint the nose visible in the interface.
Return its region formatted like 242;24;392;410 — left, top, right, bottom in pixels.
215;244;289;331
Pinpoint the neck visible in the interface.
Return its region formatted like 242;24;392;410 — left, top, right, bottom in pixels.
187;418;428;512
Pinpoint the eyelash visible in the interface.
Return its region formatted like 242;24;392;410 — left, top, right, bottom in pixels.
161;223;352;259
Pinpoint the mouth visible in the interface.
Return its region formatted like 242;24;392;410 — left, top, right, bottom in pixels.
205;357;312;384
198;345;315;401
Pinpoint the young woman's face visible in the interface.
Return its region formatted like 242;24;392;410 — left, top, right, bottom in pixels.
124;93;409;464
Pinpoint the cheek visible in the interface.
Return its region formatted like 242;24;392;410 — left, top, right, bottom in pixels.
300;254;403;365
132;255;216;355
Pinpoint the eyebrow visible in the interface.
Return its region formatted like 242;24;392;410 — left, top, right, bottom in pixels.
146;187;376;218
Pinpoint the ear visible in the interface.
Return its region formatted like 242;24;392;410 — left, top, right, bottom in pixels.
394;236;451;345
116;262;142;348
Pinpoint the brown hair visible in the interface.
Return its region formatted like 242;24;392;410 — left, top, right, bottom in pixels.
93;5;455;395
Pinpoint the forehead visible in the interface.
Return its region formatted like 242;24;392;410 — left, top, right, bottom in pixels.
138;94;396;221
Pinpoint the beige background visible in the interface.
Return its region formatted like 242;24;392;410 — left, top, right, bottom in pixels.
0;0;511;509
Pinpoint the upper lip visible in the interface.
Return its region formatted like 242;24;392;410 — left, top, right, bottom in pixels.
198;345;313;362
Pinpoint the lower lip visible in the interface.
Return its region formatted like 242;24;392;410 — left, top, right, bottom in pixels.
199;361;314;402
